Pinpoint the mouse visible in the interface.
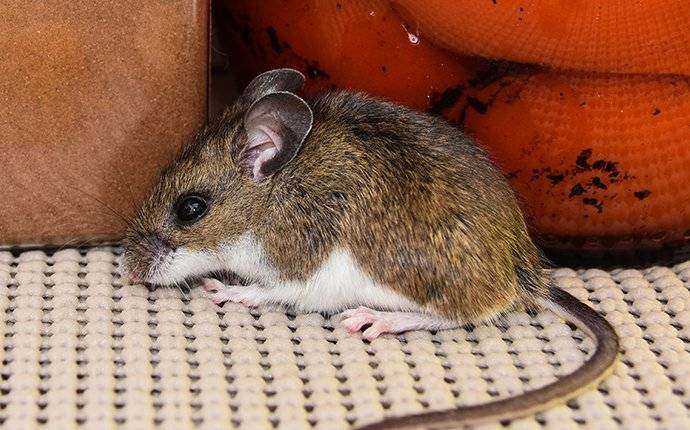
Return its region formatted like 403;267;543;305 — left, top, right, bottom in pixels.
121;68;619;428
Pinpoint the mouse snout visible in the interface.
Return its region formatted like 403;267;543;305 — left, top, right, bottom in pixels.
123;268;143;284
121;230;176;283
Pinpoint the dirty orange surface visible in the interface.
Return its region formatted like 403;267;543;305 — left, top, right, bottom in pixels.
393;0;690;75
218;0;690;250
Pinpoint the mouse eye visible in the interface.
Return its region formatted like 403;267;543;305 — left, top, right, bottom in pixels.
174;194;209;225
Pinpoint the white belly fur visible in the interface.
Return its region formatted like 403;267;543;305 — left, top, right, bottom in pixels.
287;248;419;313
218;234;420;313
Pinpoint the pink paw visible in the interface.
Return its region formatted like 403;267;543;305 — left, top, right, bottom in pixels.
202;278;231;305
202;278;260;307
340;307;392;341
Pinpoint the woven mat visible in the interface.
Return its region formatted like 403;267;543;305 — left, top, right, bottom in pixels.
0;247;688;430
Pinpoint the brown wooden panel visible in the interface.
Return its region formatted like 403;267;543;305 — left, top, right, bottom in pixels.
0;0;209;245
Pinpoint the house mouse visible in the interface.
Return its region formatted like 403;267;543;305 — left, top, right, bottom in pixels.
121;68;619;428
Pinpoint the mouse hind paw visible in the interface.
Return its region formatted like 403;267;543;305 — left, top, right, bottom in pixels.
339;307;459;341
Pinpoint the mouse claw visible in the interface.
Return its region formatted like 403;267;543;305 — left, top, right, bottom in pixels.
362;321;390;341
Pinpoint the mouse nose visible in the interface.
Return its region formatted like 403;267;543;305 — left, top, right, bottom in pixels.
128;270;143;284
118;251;142;283
120;231;174;285
121;266;144;284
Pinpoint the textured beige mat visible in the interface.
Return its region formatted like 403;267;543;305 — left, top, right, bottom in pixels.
0;247;688;429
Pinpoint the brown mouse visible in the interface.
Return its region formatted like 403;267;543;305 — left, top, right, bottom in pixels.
121;68;619;428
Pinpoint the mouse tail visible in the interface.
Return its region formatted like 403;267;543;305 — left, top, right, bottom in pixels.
355;286;619;429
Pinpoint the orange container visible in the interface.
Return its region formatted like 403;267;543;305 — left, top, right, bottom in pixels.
217;0;690;261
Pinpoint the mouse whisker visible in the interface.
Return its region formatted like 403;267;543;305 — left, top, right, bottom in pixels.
62;183;134;229
55;175;131;223
30;216;119;247
174;281;189;300
112;160;141;214
54;237;91;254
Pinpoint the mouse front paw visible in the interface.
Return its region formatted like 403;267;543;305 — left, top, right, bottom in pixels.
201;278;263;307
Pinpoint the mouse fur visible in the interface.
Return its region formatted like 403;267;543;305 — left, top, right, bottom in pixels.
122;69;618;428
123;81;547;323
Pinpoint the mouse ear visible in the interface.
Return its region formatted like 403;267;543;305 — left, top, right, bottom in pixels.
239;91;313;181
241;68;306;103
